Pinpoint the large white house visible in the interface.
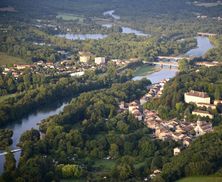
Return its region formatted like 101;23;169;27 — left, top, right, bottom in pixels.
184;90;211;104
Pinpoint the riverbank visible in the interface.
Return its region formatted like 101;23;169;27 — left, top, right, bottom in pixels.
133;64;160;77
133;36;214;83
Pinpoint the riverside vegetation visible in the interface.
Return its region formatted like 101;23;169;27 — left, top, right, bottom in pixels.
0;0;222;181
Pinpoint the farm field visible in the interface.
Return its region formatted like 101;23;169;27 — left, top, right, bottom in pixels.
56;13;84;22
0;52;26;65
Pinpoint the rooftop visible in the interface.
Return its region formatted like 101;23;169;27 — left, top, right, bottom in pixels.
185;90;209;98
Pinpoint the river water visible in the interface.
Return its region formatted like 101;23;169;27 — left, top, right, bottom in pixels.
0;103;68;173
0;36;213;174
57;10;148;40
102;10;148;37
133;36;213;83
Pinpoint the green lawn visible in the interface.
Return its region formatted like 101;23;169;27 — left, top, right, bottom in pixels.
178;176;222;182
0;52;26;65
56;13;84;22
0;93;19;102
93;159;116;172
133;65;157;76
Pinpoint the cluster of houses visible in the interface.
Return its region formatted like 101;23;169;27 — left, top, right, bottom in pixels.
184;90;222;119
79;51;137;67
119;86;215;181
118;80;169;121
140;79;168;105
1;51;109;78
1;61;93;78
118;85;215;150
1;50;139;79
144;109;213;145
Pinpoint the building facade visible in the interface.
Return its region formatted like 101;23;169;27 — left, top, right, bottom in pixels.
184;90;211;104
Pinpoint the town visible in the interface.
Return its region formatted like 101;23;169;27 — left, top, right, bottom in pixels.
1;51;139;79
119;81;222;149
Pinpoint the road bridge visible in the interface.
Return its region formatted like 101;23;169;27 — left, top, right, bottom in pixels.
152;61;178;67
197;32;217;37
0;148;22;156
157;56;191;61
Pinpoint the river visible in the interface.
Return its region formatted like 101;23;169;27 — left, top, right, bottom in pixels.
102;10;149;37
57;10;148;40
0;103;68;173
133;36;213;83
0;36;213;174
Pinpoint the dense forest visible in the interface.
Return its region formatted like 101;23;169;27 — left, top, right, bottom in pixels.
0;79;180;181
0;0;222;181
0;67;134;127
205;35;222;61
0;23;197;63
0;0;221;63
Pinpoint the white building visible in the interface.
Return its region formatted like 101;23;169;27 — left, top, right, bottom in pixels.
192;110;213;119
194;120;213;136
70;71;84;77
184;90;211;104
173;147;181;156
95;57;106;65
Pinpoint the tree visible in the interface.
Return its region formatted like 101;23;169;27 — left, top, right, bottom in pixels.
151;156;163;170
109;143;119;159
138;137;156;157
113;156;135;180
4;149;16;172
19;129;40;146
214;87;221;100
178;59;188;72
57;164;83;179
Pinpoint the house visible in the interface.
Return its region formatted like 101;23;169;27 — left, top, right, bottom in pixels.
79;51;92;63
183;137;192;147
214;100;222;106
194;120;213;136
133;110;143;121
196;103;216;110
149;169;161;180
15;64;32;70
155;127;172;141
128;101;140;113
119;101;126;110
145;119;156;129
184;90;211;104
95;57;106;65
70;71;84;77
173;147;181;156
192;110;213;119
140;96;148;105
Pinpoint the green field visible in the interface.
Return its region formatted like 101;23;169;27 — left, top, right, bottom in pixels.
133;65;158;76
178;176;222;182
93;159;116;172
56;13;84;22
0;52;26;65
0;93;21;102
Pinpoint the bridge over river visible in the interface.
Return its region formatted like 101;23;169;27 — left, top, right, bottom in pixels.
0;148;22;156
151;61;179;67
157;56;192;61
